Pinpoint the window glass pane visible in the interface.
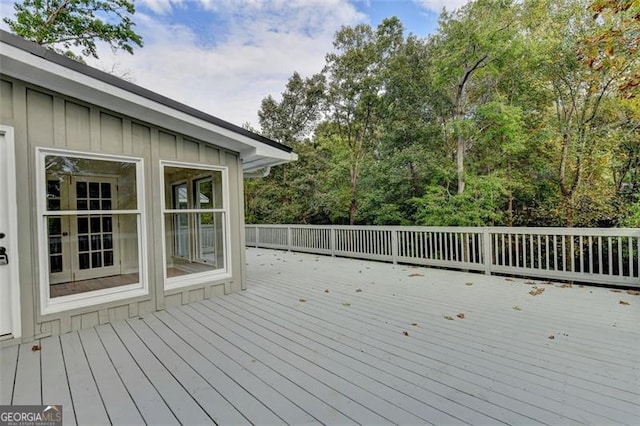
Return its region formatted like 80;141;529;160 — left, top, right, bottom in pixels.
44;155;137;211
48;217;62;235
164;212;225;278
47;180;61;198
47;214;140;298
47;199;61;211
50;256;63;273
76;181;87;198
164;167;223;209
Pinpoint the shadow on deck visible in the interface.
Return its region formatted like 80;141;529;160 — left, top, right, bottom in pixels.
1;248;638;425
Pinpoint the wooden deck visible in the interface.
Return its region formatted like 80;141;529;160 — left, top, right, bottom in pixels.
1;248;639;425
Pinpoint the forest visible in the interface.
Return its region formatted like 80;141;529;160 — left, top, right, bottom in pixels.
244;0;639;228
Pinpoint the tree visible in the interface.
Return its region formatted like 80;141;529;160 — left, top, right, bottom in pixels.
245;71;330;224
581;0;640;99
526;0;627;225
323;17;405;224
430;0;520;194
4;0;143;61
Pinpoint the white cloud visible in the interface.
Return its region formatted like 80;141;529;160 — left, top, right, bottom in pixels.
91;0;366;128
414;0;471;13
136;0;184;15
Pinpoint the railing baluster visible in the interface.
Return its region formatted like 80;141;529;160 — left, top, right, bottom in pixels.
608;237;613;276
618;237;623;276
574;235;584;272
247;225;639;286
537;234;542;270
628;236;633;278
561;235;566;272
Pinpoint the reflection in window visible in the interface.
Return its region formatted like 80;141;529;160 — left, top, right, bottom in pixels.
163;165;226;281
43;154;141;298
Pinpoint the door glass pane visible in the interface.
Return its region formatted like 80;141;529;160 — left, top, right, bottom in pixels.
48;214;140;298
76;181;87;198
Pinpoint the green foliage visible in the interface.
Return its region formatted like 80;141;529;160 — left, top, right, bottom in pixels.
412;175;509;226
4;0;143;61
246;0;639;230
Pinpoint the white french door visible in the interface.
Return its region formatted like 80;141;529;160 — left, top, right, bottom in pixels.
47;175;121;283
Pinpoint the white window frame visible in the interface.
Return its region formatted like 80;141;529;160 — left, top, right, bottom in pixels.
36;147;148;315
161;160;231;290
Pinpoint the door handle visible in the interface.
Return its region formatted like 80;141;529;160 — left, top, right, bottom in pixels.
0;246;7;265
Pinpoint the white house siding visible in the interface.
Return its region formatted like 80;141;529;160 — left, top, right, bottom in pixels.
0;78;246;342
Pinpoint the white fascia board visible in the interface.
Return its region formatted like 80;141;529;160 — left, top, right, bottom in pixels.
0;43;297;171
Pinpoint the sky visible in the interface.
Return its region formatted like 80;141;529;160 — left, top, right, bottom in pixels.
1;0;471;128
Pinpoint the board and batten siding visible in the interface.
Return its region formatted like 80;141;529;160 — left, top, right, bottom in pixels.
0;78;246;342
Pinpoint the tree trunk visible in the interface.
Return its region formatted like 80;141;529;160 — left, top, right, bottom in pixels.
457;133;465;194
349;162;358;225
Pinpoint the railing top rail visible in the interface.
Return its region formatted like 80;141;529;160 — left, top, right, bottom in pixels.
247;224;640;236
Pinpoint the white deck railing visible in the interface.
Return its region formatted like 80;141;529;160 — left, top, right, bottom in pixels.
245;225;640;287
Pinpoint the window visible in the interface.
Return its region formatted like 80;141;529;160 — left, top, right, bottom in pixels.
37;149;147;314
162;163;229;288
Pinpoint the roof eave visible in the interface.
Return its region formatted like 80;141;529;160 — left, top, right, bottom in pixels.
0;31;297;172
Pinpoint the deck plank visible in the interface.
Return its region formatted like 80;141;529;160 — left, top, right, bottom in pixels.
0;344;18;405
171;305;390;425
251;256;639;387
216;293;533;425
183;302;422;425
248;273;636;424
60;332;109;425
150;310;319;425
204;297;471;425
94;324;179;425
109;320;212;425
250;274;634;421
125;316;253;425
12;340;40;405
1;247;638;426
78;328;144;425
40;336;76;426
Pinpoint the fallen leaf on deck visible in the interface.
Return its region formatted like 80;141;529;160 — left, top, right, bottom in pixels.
403;331;409;336
548;335;555;340
560;283;572;288
529;288;545;296
610;289;622;293
31;345;41;351
513;305;522;311
619;300;630;305
411;322;418;326
355;288;362;292
299;299;307;303
627;290;640;296
456;313;465;319
408;273;424;277
342;302;351;307
524;281;537;285
465;282;473;286
444;315;454;320
505;278;515;282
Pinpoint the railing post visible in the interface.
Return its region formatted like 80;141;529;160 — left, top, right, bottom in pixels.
330;227;336;257
483;227;492;275
255;226;260;248
287;226;292;251
391;228;398;264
